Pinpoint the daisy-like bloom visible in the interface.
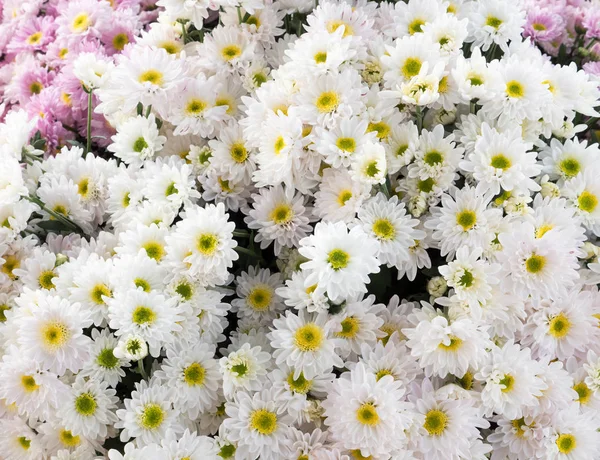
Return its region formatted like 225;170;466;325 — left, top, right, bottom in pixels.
160;429;220;460
116;380;183;446
167;77;227;138
545;405;600;459
481;57;551;128
332;296;385;358
231;266;285;323
107;289;183;358
391;0;446;37
451;46;497;102
425;185;501;259
476;341;547;420
561;166;600;236
113;334;149;362
460;122;541;195
496;222;579;300
385;120;419;175
154;340;221;420
198;25;257;73
350;141;388;185
209;121;256;185
165;202;238;287
222;388;293;460
295;68;367;129
403;303;491;379
0;347;69;421
409;124;463;182
298;221;380;302
57;376;119;441
583;350;600;395
108;115;166;166
219;342;271;398
466;0;525;52
97;45;182;119
522;291;597;361
79;328;129;389
438;245;500;310
322;362;409;457
245;186;313;256
156;0;212;29
356;193;425;268
313;116;376;169
313;167;372;223
487;413;548;460
540;137;600;184
276;270;329;314
269;310;343;380
0;416;45;460
17;294;92;376
410;379;489;460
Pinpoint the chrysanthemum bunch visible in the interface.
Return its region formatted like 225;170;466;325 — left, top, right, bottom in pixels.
2;0;600;459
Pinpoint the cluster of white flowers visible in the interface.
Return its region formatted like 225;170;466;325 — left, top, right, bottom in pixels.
3;0;600;459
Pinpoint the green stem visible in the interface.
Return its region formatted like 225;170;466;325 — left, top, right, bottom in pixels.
296;13;302;36
62;123;79;134
237;6;243;24
233;230;251;238
26;195;84;233
487;43;497;62
85;90;93;156
470;101;476;114
379;180;391;198
137;359;148;380
181;21;188;43
415;106;424;133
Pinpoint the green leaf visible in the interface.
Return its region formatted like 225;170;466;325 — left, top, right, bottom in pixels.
36;220;72;232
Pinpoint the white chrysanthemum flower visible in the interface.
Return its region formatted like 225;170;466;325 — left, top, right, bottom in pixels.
404;303;491;379
79;328;130;388
269;310;343;380
438;245;500;309
154;340;221;420
276;269;329;314
466;0;525;52
57;376;119;440
425;186;501;259
560;166;600;236
410;379;489;460
116;380;183;446
107;289;183;358
460;122;541;195
332;296;385;358
299;221;380;302
0;416;45;460
487;413;548;460
208;121;256;185
313;167;372;223
165;202;238;286
322;362;409;457
583;350;600;395
545;405;600;459
231;266;285;323
496;222;579;300
219;342;271;398
113;334;149;362
540;137;600;183
17;294;92;375
245;185;312;256
160;428;220;460
356;193;425;268
222;388;293;460
476;341;547;419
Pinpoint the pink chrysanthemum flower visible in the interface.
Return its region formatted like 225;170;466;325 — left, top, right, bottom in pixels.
4;61;55;105
90;113;117;148
583;9;600;39
523;9;565;43
7;15;57;54
583;61;600;78
55;0;112;42
27;87;73;152
100;10;139;55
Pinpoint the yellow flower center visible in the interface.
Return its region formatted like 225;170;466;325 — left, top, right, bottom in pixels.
138;69;164;86
274;136;286;155
337;190;353;206
367;121;390;140
314;51;328;63
159;41;180;55
18;436;31;450
186;98;207;115
578;190;598;213
408;18;425;35
402;57;422;79
316;91;339;113
490;154;511;170
250;409;278;435
90;283;111;305
142;241;165;261
336;137;356;152
1;254;20;279
132;306;156;325
247;286;272;311
294;323;324;352
535;224;553;238
525;254;546;274
424;150;443;166
559;157;581;178
438;336;463;351
499;374;515;393
41;322;70;350
97;348;118;369
372;218;395;240
183;362;206;386
221;45;242;61
511;418;527;438
140;403;165;429
327;249;350;270
486;16;503;29
74;393;97;416
196;233;219;255
270;204;293;225
30;81;43;95
287;371;313;394
38;270;56;289
337;316;360;339
59;430;80;447
375;369;393;381
326;20;353;37
573;382;591;405
230;142;248;163
456;210;476;230
71;12;90;33
424;409;448;436
506;80;524;98
548;313;571;338
27;31;43;45
21;375;39;392
356;402;379;426
556;433;577;454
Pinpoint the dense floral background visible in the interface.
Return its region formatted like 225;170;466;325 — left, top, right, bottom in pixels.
2;0;600;458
